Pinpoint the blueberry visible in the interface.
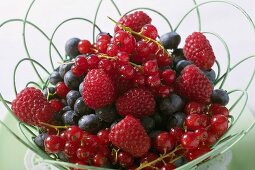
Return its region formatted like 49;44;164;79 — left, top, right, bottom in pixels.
173;56;186;68
174;156;188;167
172;48;184;58
66;90;81;108
166;112;186;130
95;105;119;123
141;117;155;133
203;69;216;84
53;112;64;124
59;63;73;79
49;71;63;85
57;152;68;162
59;106;72;115
65;38;81;59
176;60;192;73
64;70;82;90
159;94;185;115
151;113;164;129
79;82;84;95
160;32;181;49
43;87;56;99
211;89;229;106
62;110;79;125
78;114;102;134
33;133;48;149
74;97;93;116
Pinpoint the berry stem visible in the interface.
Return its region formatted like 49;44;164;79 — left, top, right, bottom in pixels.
136;145;182;170
40;122;68;134
107;16;170;56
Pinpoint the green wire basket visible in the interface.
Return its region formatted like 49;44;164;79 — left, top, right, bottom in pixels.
0;0;255;169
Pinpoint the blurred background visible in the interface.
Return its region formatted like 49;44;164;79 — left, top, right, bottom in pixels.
0;0;255;169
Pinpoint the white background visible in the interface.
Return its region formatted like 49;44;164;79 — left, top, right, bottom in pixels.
0;0;255;119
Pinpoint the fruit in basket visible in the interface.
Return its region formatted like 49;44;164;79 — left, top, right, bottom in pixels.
10;10;232;169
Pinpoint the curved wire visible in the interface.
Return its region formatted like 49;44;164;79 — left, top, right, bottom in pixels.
203;32;230;88
122;8;173;31
193;0;202;31
13;58;50;95
49;17;102;69
175;0;255;33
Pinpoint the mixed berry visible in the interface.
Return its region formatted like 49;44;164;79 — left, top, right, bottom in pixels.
11;11;230;169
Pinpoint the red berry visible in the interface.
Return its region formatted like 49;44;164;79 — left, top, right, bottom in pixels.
204;130;218;146
157;85;172;98
56;82;70;98
49;99;63;113
78;40;92;54
115;11;152;32
148;41;158;53
154;132;175;153
140;153;160;170
77;147;94;161
156;52;172;67
96;40;109;53
175;65;213;103
87;55;100;69
11;87;54;125
65;126;83;142
113;30;135;53
136;40;151;59
181;132;200;150
81;135;101;152
71;65;86;77
98;59;114;73
141;24;158;40
170;127;185;142
147;75;161;87
83;69;115;109
186;145;211;161
117;151;134;168
97;32;111;42
97;129;110;145
93;153;109;167
185;114;210;131
184;102;205;115
44;135;65;153
184;32;215;70
143;60;159;76
109;115;151;157
64;141;80;158
116;88;155;118
117;52;130;65
195;128;208;142
133;73;145;87
75;55;88;69
161;69;176;85
106;43;119;56
209;104;229;116
211;114;228;137
119;65;135;79
160;163;176;170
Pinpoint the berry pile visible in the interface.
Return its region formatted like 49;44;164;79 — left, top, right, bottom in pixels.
11;11;231;169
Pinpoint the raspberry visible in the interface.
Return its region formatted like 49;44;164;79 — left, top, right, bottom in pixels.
183;32;215;70
82;69;115;109
114;11;152;32
11;87;54;126
109;115;151;157
116;88;156;118
175;65;213;103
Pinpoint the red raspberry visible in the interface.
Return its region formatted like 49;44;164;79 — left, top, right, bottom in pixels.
114;11;152;32
109;115;151;157
183;32;215;70
116;88;156;118
11;87;53;126
175;65;213;103
83;69;115;109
